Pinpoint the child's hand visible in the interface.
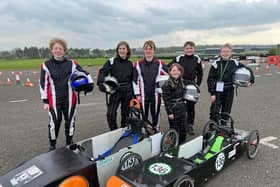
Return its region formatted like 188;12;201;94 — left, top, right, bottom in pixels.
210;95;216;103
168;114;174;119
246;82;252;87
43;104;49;111
136;96;141;102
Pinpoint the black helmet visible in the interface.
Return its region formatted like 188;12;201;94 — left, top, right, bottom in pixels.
184;83;200;102
103;76;119;94
70;71;94;92
233;67;251;87
155;75;169;93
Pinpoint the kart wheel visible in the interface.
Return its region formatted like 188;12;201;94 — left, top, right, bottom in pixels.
173;175;194;187
219;112;234;129
160;129;179;152
246;130;260;159
116;152;143;174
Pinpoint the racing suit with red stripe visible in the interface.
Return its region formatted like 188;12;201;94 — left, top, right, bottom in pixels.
40;57;90;147
133;58;168;129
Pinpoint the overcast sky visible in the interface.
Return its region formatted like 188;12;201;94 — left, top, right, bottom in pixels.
0;0;280;50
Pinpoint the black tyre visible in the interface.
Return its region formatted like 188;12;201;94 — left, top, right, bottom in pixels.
173;175;195;187
219;112;234;129
116;152;143;174
202;120;218;138
246;130;260;159
160;129;179;152
202;120;218;148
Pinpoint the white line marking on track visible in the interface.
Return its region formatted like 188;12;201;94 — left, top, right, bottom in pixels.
9;99;28;103
260;136;279;149
255;75;261;78
266;73;273;76
277;72;280;74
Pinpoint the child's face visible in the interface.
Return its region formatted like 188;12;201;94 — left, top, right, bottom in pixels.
184;45;195;56
118;44;128;59
170;66;181;79
220;47;232;60
144;45;155;59
51;43;65;59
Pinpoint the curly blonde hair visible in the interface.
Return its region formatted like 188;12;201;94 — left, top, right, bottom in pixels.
49;38;68;52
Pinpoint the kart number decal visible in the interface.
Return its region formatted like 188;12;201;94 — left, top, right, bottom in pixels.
149;163;172;176
10;165;43;186
120;156;140;171
215;152;225;172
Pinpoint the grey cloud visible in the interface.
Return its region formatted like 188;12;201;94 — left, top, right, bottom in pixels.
0;0;280;49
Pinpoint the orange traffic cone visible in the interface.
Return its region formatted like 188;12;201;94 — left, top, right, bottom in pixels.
255;66;260;74
265;64;270;72
24;78;34;87
15;74;21;84
6;77;12;86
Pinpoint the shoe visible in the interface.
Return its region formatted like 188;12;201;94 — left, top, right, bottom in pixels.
49;145;56;151
188;126;195;135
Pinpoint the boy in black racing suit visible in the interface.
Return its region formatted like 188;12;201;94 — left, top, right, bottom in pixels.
207;43;254;123
40;38;92;150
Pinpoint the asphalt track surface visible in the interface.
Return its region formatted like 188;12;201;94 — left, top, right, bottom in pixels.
0;63;280;187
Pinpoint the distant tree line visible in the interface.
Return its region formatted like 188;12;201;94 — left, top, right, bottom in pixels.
0;45;277;59
0;46;183;59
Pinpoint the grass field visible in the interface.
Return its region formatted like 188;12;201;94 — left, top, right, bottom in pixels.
0;57;173;70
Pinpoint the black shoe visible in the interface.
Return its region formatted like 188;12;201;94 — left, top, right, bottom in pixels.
188;126;195;135
49;145;56;151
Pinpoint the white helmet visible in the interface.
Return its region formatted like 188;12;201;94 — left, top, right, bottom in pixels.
103;76;119;94
184;84;200;102
155;74;169;93
233;67;251;87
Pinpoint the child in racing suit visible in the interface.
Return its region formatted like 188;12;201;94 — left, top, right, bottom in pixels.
162;63;187;144
207;43;255;122
97;41;134;130
40;38;91;151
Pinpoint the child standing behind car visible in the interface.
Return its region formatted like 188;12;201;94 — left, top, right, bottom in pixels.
162;63;187;144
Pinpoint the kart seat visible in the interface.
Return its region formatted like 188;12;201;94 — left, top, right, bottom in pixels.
193;135;224;164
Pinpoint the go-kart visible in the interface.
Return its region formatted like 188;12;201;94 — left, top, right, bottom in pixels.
107;113;260;187
0;100;179;187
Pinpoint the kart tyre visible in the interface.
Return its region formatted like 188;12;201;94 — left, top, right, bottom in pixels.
160;128;179;152
116;152;143;173
173;175;195;187
219;112;234;129
202;120;218;148
246;130;260;159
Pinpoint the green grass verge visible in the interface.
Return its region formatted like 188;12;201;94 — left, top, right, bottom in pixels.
0;57;172;70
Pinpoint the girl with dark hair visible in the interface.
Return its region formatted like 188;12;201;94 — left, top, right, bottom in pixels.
97;41;134;130
162;63;187;144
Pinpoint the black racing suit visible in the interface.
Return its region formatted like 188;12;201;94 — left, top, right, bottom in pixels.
169;54;203;129
40;57;90;147
133;58;168;130
207;57;255;122
97;57;133;130
162;78;187;144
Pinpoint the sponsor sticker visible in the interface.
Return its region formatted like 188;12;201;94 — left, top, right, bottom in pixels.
148;163;172;176
96;157;113;168
10;165;43;186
